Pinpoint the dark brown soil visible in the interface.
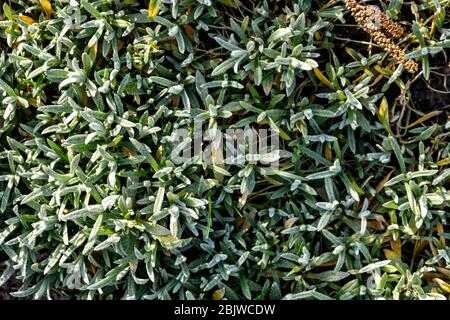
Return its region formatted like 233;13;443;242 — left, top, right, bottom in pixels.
0;262;24;300
410;50;450;124
0;262;68;300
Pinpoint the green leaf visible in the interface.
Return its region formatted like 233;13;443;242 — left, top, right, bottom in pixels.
267;28;292;42
61;205;104;221
211;58;238;76
359;260;391;273
80;0;103;19
82;214;104;255
305;271;350;282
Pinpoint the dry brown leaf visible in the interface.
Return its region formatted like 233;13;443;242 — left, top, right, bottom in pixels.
436;267;450;278
390;237;402;258
183;24;195;41
284;217;298;229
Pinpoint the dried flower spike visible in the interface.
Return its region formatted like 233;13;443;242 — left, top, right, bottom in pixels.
344;0;418;73
365;5;404;39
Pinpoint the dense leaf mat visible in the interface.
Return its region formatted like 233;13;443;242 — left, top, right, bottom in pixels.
0;0;450;300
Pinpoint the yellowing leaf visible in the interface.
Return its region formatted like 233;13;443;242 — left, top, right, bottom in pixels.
148;0;160;17
278;128;291;141
433;278;450;294
373;65;392;76
212;288;225;300
154;234;179;245
430;20;436;37
377;97;394;136
313;68;331;87
89;42;98;59
156;145;163;161
325;143;332;161
405;110;442;129
383;249;398;261
437;158;450;167
14;15;36;25
349;176;364;194
40;0;52;17
437;223;446;247
390;238;402;259
378;96;388;119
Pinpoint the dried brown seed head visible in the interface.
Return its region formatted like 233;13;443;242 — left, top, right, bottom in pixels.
344;0;416;73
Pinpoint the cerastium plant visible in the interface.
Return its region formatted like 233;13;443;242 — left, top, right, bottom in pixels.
0;0;449;300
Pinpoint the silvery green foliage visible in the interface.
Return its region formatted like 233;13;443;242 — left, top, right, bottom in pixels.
0;0;449;300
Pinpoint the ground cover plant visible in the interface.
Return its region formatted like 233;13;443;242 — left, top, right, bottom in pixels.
0;0;449;300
